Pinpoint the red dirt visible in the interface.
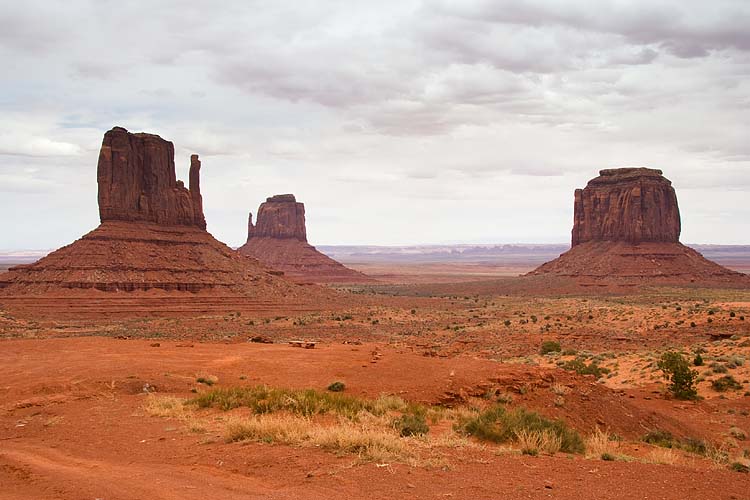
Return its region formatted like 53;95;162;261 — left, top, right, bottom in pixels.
2;337;749;500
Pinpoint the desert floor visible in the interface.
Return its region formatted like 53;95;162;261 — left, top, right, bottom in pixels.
2;268;750;499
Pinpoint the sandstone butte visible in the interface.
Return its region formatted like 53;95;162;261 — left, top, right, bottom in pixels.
238;194;374;283
0;127;308;298
528;167;749;284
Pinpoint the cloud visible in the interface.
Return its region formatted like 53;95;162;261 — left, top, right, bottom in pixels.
0;0;749;247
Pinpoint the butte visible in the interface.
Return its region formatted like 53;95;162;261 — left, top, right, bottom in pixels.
0;127;318;316
528;167;749;285
237;194;373;284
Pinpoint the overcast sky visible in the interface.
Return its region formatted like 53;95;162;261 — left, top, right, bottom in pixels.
1;0;749;249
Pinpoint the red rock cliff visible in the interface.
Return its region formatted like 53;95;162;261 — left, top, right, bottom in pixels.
571;168;680;246
246;194;307;242
97;127;206;228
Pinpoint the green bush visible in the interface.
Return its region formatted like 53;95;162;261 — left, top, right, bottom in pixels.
643;429;675;448
730;462;749;473
459;405;584;454
711;375;743;392
394;413;429;437
540;340;562;355
562;358;610;379
327;381;346;392
693;353;704;366
642;430;707;455
657;351;698;400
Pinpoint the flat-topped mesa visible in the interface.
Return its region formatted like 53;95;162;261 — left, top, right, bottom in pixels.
246;194;307;242
571;167;680;246
97;126;206;229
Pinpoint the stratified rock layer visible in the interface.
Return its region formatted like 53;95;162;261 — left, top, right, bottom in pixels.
572;168;680;246
0;127;307;298
529;168;748;284
239;195;373;283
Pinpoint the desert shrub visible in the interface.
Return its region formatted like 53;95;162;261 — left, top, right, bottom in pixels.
657;351;698;400
196;376;217;386
540;340;562;355
730;462;749;473
643;429;676;448
562;358;610;379
693;353;704;366
327;381;346;392
393;413;429;437
711;375;743;392
504;320;511;327
459;405;584;454
642;430;707;455
729;427;747;440
711;362;729;374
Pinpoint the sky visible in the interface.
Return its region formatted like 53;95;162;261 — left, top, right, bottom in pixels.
1;0;749;249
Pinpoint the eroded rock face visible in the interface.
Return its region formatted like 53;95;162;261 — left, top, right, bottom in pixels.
246;194;307;242
571;168;680;246
97;127;206;228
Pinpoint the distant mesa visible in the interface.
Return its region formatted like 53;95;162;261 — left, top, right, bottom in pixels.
238;194;374;284
528;167;748;283
0;127;301;296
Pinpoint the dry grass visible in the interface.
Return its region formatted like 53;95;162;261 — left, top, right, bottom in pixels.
646;448;678;465
226;414;410;462
585;428;619;459
144;395;188;418
514;429;562;455
550;383;570;395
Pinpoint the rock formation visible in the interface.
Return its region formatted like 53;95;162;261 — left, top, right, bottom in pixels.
238;195;373;283
248;194;307;241
571;168;680;246
529;168;748;284
97;127;206;228
0;127;305;298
